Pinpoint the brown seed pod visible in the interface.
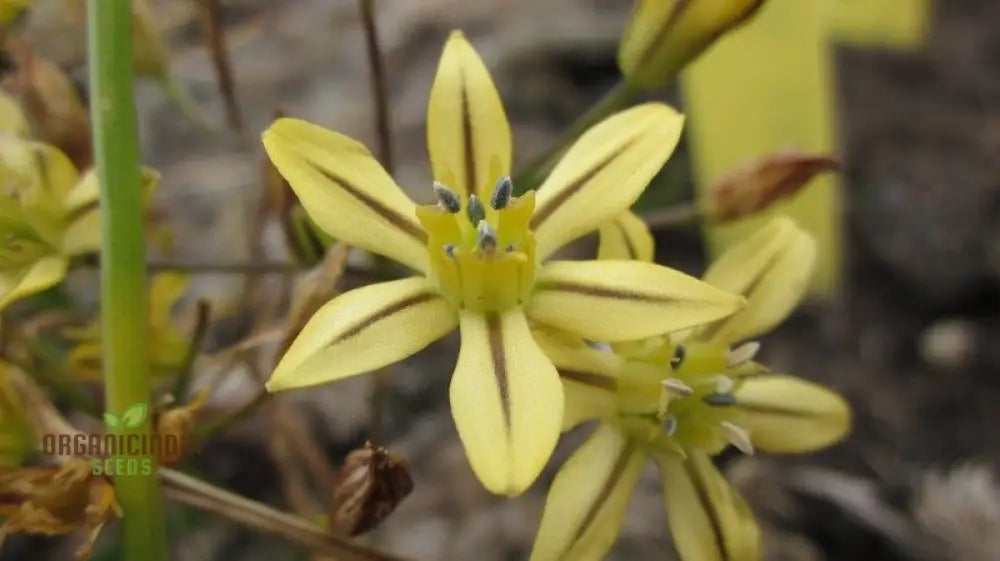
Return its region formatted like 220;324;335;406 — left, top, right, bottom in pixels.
329;441;413;536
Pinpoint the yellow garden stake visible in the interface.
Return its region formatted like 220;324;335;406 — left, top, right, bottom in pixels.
681;0;840;295
681;0;930;296
826;0;930;49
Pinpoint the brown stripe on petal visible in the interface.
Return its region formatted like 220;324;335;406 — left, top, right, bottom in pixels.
530;138;637;231
569;440;636;546
682;457;730;561
460;72;477;198
535;280;677;304
559;369;617;391
486;313;512;430
65;199;98;225
315;167;427;244
329;291;439;346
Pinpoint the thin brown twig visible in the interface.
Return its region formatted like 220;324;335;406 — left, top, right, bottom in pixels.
358;0;393;173
160;468;409;561
357;0;394;442
193;0;244;131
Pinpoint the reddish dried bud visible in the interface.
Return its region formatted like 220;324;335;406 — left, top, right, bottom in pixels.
329;441;413;536
706;150;840;221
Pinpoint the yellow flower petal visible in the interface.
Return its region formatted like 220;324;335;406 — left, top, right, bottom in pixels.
0;92;29;136
65;167;160;211
262;118;428;273
597;210;655;262
450;309;563;496
531;103;684;260
0;256;67;310
529;260;744;342
60;207;100;255
534;328;621;430
700;217;816;344
149;273;189;330
530;425;644;561
267;277;455;391
733;374;850;453
658;451;761;561
427;31;512;201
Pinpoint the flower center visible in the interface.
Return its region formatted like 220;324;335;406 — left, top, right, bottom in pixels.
613;340;761;457
416;178;536;313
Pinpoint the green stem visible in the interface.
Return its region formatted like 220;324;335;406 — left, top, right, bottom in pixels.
512;81;639;193
88;2;168;560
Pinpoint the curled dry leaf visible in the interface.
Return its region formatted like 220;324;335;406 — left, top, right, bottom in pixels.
329;441;413;536
0;458;122;560
154;390;210;465
705;150;840;221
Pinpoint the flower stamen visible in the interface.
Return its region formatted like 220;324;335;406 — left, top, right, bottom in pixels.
490;176;512;209
720;421;754;455
466;194;486;225
433;182;462;214
726;341;761;367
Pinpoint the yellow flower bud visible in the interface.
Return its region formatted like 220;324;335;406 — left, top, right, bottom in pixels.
618;0;766;89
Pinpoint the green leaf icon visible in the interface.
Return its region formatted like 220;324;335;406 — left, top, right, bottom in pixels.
103;412;121;429
121;402;148;429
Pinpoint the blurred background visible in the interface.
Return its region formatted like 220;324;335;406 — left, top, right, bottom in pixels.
3;0;1000;560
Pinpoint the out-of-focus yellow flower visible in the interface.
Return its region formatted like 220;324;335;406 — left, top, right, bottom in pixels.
0;0;34;27
530;217;850;561
0;134;88;310
66;273;191;382
0;458;122;560
0;92;30;136
0;134;160;311
0;361;34;467
262;30;745;496
618;0;767;89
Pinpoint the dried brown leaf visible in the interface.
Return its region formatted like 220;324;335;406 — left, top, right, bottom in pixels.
0;458;122;560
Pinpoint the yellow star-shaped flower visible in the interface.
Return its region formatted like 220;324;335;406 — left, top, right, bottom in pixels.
261;31;745;496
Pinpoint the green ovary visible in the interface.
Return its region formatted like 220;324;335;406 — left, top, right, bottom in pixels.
416;187;536;314
613;341;747;456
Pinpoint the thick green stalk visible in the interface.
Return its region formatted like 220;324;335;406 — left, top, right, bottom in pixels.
88;1;168;560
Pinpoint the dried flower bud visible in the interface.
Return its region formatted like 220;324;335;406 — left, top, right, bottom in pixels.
329;441;413;536
618;0;767;89
1;39;92;169
705;150;839;221
154;390;209;464
0;458;122;559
